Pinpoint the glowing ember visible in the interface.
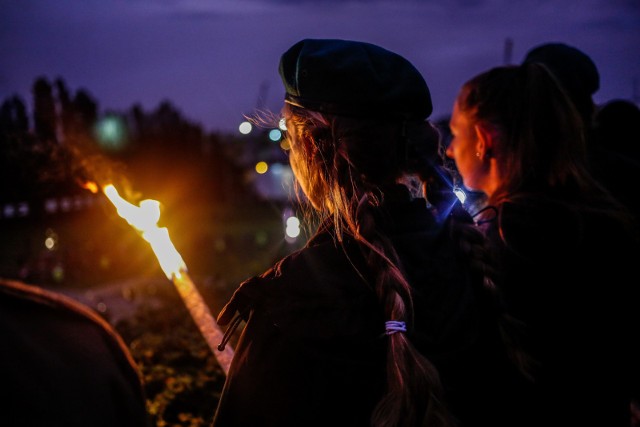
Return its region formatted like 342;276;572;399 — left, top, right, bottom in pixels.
95;182;234;374
80;181;99;194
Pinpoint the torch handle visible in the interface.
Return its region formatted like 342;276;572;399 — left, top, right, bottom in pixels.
172;273;234;375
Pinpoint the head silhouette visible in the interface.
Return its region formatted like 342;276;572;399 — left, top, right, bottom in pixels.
523;42;599;126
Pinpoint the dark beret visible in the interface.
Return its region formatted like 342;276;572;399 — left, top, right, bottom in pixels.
523;42;600;97
279;38;432;120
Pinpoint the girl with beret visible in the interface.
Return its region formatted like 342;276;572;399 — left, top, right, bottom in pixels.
212;38;515;427
446;62;640;427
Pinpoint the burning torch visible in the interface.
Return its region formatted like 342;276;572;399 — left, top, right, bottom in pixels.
96;183;234;375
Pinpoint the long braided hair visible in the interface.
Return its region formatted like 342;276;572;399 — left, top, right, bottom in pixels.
283;103;503;427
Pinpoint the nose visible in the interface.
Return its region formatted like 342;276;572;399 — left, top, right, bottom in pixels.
445;144;454;159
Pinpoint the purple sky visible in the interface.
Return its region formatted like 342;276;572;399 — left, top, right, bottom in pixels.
1;0;639;134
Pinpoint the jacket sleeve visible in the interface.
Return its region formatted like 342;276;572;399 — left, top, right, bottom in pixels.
212;275;319;427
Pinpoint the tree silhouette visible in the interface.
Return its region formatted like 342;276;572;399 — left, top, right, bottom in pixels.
33;77;57;145
0;96;33;202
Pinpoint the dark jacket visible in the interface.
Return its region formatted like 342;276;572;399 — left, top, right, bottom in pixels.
212;193;515;427
484;196;639;427
0;278;150;427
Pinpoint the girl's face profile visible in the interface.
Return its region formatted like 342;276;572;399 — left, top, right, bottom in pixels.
446;100;485;193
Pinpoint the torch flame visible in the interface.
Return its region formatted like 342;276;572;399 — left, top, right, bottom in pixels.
102;184;186;280
91;181;234;374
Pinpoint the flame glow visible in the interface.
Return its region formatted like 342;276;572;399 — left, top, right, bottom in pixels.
93;182;234;374
102;184;186;279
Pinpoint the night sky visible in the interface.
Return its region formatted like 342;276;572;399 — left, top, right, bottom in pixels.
1;0;639;134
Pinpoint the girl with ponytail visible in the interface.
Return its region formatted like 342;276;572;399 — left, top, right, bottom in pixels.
212;39;514;427
446;62;639;427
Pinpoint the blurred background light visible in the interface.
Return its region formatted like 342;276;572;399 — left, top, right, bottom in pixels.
255;161;268;174
268;129;282;142
238;121;252;134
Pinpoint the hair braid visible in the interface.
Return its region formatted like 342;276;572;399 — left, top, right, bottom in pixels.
354;192;454;427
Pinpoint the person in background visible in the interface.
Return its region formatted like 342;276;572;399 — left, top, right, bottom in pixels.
212;38;517;427
522;42;640;224
523;42;599;127
592;98;640;165
0;278;150;427
446;61;639;427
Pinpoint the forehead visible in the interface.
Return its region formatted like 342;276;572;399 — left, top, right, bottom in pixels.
450;100;467;127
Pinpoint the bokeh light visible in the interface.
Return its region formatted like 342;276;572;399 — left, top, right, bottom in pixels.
239;121;252;134
44;228;58;250
285;215;300;239
255;161;268;174
268;129;282;142
95;115;126;150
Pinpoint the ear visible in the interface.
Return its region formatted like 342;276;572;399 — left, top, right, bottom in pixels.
474;123;495;159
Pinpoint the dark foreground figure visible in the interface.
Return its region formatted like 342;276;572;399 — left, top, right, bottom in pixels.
0;278;150;427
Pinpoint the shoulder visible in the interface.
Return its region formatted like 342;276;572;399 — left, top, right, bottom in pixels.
218;236;379;337
0;278;144;384
250;232;369;298
494;195;637;259
0;279;139;367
